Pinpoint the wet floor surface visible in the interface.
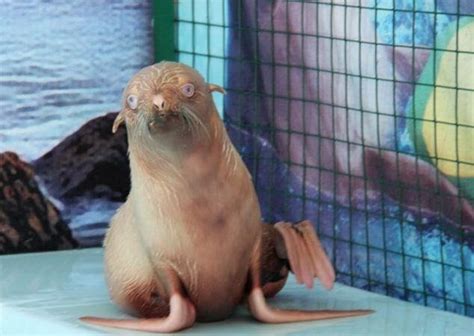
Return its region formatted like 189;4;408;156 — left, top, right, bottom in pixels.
1;248;473;335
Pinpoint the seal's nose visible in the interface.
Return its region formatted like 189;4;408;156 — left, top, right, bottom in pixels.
152;94;167;115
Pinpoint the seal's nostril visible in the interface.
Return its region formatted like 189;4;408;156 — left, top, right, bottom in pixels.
153;94;166;111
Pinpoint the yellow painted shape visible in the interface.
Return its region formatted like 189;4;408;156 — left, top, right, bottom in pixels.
422;22;474;178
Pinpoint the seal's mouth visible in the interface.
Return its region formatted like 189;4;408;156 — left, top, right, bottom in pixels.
146;93;184;131
146;104;210;141
145;92;210;139
147;109;181;131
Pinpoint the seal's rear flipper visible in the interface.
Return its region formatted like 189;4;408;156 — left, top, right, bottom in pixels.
274;220;335;290
248;244;373;323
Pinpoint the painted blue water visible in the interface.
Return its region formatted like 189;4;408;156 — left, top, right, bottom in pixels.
0;0;153;161
0;0;227;246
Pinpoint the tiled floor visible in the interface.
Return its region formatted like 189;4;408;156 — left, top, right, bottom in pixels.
1;248;472;335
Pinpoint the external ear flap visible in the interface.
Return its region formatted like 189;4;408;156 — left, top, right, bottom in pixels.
208;83;226;94
112;112;125;134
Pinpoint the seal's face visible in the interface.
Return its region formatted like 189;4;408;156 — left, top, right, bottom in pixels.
112;62;225;142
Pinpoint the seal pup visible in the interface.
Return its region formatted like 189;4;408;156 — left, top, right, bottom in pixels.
80;62;372;332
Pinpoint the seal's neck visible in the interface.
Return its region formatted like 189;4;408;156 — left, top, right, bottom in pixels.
128;111;230;188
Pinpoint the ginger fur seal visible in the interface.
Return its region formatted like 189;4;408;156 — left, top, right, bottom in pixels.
80;62;372;333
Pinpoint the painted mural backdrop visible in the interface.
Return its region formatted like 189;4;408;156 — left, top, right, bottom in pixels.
0;1;153;251
0;0;472;319
225;0;473;316
0;1;227;252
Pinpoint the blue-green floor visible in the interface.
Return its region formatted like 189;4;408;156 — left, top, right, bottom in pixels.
1;248;472;335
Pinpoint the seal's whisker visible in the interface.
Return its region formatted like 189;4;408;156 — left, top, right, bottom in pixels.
181;109;194;134
190;112;209;139
182;105;210;141
181;107;198;136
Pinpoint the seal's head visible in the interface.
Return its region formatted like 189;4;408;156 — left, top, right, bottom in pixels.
112;62;225;144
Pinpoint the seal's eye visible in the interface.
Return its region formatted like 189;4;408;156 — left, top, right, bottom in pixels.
127;95;138;110
181;83;195;98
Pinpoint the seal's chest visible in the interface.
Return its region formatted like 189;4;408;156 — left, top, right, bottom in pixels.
179;174;255;227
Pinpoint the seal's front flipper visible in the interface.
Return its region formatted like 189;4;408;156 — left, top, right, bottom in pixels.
80;269;196;333
248;246;373;324
80;295;195;333
248;287;373;323
274;220;335;290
